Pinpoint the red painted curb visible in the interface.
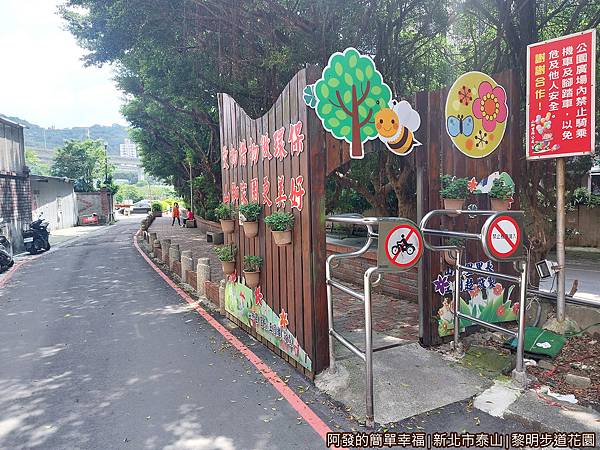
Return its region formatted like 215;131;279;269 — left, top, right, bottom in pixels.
0;261;25;289
133;233;342;448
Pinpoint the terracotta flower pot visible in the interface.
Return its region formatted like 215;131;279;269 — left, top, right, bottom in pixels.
271;230;292;246
222;261;235;275
220;219;235;234
490;198;510;211
244;270;260;288
444;250;457;266
242;221;259;238
443;198;464;217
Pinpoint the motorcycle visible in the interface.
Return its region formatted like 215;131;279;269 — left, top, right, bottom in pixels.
23;213;51;255
0;219;14;273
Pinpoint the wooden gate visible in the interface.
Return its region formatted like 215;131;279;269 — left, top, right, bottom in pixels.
415;70;523;346
218;66;333;377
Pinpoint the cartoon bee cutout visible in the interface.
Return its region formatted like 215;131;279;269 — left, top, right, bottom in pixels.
375;100;422;156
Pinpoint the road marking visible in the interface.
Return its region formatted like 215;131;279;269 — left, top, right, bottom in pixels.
0;261;25;289
133;232;342;447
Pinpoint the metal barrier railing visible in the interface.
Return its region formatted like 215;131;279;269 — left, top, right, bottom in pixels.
419;209;529;388
326;215;406;427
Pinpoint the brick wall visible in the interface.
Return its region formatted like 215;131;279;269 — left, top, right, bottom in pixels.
326;242;418;302
0;172;32;253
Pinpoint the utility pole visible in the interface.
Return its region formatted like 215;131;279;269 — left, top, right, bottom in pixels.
104;142;109;183
555;158;566;321
189;160;193;213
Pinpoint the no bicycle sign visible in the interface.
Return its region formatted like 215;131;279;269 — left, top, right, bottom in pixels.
377;220;423;270
482;214;524;261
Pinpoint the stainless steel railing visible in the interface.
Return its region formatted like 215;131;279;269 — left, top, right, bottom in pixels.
325;215;406;428
420;209;529;387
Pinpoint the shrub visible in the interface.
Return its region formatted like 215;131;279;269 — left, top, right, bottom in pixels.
440;175;469;199
488;178;513;200
239;202;262;222
243;255;263;272
214;244;237;262
215;202;235;220
264;211;294;231
151;201;163;212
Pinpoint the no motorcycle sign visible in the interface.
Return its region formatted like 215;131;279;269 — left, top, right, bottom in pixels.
378;220;423;270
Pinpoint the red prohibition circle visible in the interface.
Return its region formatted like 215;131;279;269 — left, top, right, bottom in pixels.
486;215;522;258
384;224;423;268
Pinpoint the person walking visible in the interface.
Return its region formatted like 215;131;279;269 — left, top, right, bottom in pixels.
171;202;181;226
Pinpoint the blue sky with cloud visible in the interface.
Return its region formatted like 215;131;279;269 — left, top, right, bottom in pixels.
0;0;126;128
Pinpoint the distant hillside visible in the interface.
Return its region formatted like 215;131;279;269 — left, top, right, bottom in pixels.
0;114;129;155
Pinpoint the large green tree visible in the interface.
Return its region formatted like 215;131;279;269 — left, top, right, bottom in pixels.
51;139;111;192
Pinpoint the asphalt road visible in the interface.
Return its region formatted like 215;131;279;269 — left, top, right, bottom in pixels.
0;218;535;450
0;219;325;450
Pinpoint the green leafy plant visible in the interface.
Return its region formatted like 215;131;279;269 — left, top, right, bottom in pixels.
151;201;163;212
243;255;263;272
238;202;262;222
264;211;294;231
488;178;513;200
440;175;469;199
215;202;235;220
214;244;237;262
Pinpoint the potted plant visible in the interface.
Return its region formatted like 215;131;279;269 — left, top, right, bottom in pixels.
488;178;513;211
215;202;236;234
243;255;263;288
238;202;262;238
264;211;294;246
214;243;237;275
151;201;163;217
440;175;469;211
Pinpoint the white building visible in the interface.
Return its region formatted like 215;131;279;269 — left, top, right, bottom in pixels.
119;138;138;159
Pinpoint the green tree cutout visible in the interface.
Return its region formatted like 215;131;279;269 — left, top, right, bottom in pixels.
314;48;392;159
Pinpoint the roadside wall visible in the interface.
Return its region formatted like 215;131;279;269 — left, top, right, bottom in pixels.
0;117;30;254
76;190;112;224
566;206;600;248
31;175;78;230
326;242;418;302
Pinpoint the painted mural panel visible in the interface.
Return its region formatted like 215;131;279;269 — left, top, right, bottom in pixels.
225;281;312;371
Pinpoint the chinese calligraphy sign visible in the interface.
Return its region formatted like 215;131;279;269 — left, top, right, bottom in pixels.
526;29;596;160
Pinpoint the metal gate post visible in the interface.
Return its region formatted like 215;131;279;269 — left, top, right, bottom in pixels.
513;260;529;386
325;255;337;374
453;250;461;353
364;266;378;428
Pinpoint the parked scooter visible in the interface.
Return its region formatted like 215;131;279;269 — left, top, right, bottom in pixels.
0;219;14;273
23;213;51;255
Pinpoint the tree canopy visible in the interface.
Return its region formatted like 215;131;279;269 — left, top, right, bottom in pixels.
51;139;112;192
61;0;600;261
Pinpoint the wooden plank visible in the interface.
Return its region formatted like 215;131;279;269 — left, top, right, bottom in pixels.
279;79;290;328
293;69;306;350
268;93;280;319
287;74;304;336
306;64;328;372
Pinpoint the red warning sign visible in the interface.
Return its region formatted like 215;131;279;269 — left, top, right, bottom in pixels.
486;215;522;259
384;223;423;269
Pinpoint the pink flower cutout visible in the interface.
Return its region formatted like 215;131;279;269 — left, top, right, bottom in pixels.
492;283;503;297
228;270;237;283
512;302;520;315
496;304;506;317
279;309;289;329
467;177;478;193
472;81;508;132
254;286;263;306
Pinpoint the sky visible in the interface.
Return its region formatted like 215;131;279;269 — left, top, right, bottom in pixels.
0;0;126;128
